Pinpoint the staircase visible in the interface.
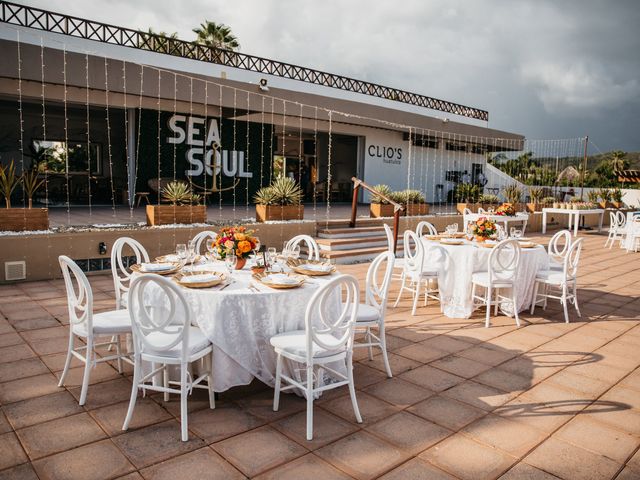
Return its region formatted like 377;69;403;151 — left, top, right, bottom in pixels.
315;218;403;264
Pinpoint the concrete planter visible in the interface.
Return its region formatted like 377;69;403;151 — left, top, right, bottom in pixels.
255;204;304;222
146;205;207;226
0;208;49;231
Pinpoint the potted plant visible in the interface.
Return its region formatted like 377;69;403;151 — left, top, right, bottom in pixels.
400;189;429;216
369;184;396;218
611;188;624;209
541;196;556;209
478;193;500;211
587;190;599;205
146;180;206;226
254;176;303;222
526;187;544;212
503;184;523;211
456;182;481;214
212;226;258;270
0;160;49;231
470;217;497;242
597;188;612;209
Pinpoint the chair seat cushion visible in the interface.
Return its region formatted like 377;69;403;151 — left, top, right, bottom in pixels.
471;272;513;288
270;330;344;358
535;270;573;284
144;326;211;358
73;309;131;336
355;303;380;322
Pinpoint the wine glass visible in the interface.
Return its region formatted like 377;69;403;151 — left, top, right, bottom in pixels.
187;240;196;268
509;227;516;238
205;238;215;262
176;244;187;267
513;228;523;240
465;223;474;241
224;249;237;278
267;247;277;272
289;244;300;261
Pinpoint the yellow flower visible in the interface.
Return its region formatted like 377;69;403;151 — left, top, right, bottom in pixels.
235;233;246;241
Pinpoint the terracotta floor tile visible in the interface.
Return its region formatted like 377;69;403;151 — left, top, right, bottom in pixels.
316;430;409;480
456;344;519;367
365;411;452;454
600;384;640;410
360;351;422;375
394;343;448;364
498;463;561;479
90;399;172;437
407;395;487;431
235;389;306;422
254;453;353;480
56;362;121;387
0;432;28;471
68;377;133;409
113;420;205;468
441;380;516;411
419;433;517;480
420;335;472;353
272;408;358;450
379;457;457;480
524;437;621;480
616;465;640;480
319;391;398;425
0;332;23;348
0;373;60;404
0;343;36;364
582;402;640;436
0;463;39;480
186;403;265;443
474;367;533;394
546;370;611;398
32;439;135;480
0;411;10;434
399;364;465;392
430;354;493;379
0;357;48;383
352;363;388;389
139;447;244;480
363;377;434;408
3;391;83;430
462;414;546;457
628;448;640;470
16;412;106;460
212;425;307;478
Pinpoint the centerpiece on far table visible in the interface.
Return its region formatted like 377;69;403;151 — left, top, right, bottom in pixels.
495;202;516;216
212;226;258;269
470;217;497;242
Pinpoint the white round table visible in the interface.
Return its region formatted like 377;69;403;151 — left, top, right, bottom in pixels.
420;238;549;319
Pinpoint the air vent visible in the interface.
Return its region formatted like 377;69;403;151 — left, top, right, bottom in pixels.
5;261;26;281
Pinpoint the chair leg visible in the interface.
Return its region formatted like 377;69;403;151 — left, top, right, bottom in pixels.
485;287;492;328
347;353;362;424
573;283;581;318
180;362;189;442
411;280;420;316
379;324;392;378
273;353;282;412
78;339;93;406
163;366;170;402
208;352;215;409
58;332;74;387
561;284;570;324
115;335;123;374
366;328;373;361
305;364;314;441
512;289;520;327
122;355;140;431
393;273;406;307
530;282;539;314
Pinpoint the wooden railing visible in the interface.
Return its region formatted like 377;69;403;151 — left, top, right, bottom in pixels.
349;177;404;253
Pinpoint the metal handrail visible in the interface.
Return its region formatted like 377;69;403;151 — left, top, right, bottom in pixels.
349;177;404;253
0;1;489;121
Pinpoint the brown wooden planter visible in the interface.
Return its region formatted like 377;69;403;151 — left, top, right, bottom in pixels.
405;203;429;216
456;203;482;214
0;208;49;231
146;205;207;226
526;202;542;213
611;201;624;209
597;201;611;209
255;204;304;222
370;203;396;218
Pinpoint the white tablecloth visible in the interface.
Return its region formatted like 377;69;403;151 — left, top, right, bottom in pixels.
623;211;640;251
420;238;549;319
143;264;341;392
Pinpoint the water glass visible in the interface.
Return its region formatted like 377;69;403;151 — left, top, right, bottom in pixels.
289;244;300;260
267;247;277;271
224;251;237;277
176;244;187;266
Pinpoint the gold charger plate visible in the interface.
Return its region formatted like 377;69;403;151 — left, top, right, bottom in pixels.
440;239;464;245
477;242;498;248
174;271;226;289
155;254;202;263
518;241;537;249
253;272;306;289
425;235;441;241
286;258;336;276
131;262;181;275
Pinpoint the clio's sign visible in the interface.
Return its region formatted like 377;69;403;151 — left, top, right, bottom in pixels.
166;115;252;178
367;144;402;165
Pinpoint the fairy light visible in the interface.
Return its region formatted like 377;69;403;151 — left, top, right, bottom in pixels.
40;39;48;213
62;46;71;224
156;69;162;206
171;72;178;243
326;110;333;227
312;106;318;221
122;59;132;217
298;102;304;225
218;84;223;220
103;56;116;216
269;97;275;184
135;64;144;214
260;96;265;189
203;80;209;197
245;90;251;214
84;53;92;217
232;88;237;220
16;31;25;207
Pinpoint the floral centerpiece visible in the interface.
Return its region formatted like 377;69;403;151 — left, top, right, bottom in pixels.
495;202;516;216
213;226;258;269
470;217;497;242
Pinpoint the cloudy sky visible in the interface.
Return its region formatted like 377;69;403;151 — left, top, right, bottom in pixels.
30;0;640;152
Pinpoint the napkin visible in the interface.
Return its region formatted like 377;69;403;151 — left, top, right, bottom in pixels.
299;263;332;272
182;264;217;273
162;254;180;262
140;263;174;272
265;274;298;285
180;273;220;284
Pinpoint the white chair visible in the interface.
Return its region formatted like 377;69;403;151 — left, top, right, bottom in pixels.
286;234;320;261
463;207;473;216
270;274;362;440
531;238;583;323
604;211;625;249
471;239;522;328
191;230;218;255
416;221;438;237
58;256;132;405
548;230;572;270
624;217;640;253
123;274;215;441
393;230;439;315
383;223;395;253
477;207;487;214
354;251;395;378
111;237;149;310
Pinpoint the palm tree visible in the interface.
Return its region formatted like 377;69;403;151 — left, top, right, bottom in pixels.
193;21;240;51
139;28;178;53
608;150;629;172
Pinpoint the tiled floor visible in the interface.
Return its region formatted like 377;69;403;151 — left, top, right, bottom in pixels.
0;232;639;479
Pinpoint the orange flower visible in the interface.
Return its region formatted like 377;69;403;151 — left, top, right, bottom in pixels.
235;233;246;241
237;240;252;253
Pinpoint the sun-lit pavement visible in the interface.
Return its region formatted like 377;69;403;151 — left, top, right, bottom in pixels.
0;231;639;479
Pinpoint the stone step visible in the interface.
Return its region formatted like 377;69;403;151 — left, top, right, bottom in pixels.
317;225;388;239
317;235;403;251
319;245;403;264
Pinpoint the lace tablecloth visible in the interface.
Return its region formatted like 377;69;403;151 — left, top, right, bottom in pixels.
421;239;549;318
143;265;340;392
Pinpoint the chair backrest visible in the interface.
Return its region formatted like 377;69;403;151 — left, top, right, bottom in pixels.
128;274;192;361
548;230;572;262
463;207;472;216
416;221;438;237
365;251;395;313
403;230;424;274
111;237;149;310
58;255;93;333
609;211;619;230
305;274;359;360
563;237;583;279
286;234;320;261
383;224;394;253
615;210;626;228
477;207;487;214
191;230;218;254
488;239;521;283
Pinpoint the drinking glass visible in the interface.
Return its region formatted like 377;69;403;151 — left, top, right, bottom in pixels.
289;244;300;260
176;244;187;266
510;227;516;238
452;223;459;234
465;223;474;241
205;238;215;262
187;240;196;267
282;242;290;258
513;228;523;239
224;250;237;277
267;247;277;271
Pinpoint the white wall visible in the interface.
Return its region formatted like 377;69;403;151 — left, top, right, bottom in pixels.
622;189;640;209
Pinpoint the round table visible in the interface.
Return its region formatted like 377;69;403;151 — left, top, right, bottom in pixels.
420;238;549;319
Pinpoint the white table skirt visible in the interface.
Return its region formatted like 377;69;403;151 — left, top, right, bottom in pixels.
623;211;640;251
421;239;549;319
142;265;342;392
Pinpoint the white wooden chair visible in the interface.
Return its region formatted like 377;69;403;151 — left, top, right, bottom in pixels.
270;274;362;440
191;230;218;255
111;237;149;311
58;255;132;405
548;230;572;270
605;211;626;249
353;251;395;378
123;274;215;441
416;221;438;237
393;230;439;315
531;238;583;323
286;234;320;261
471;239;522;328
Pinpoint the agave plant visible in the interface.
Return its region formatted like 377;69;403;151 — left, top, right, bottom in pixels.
587;190;599;203
541;196;556;205
611;187;623;203
253;185;278;206
161;181;193;205
503;184;522;204
528;187;543;203
22;167;44;209
478;193;500;204
597;188;613;202
370;184;392;204
253;177;302;206
401;189;426;204
456;183;480;203
0;160;20;208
